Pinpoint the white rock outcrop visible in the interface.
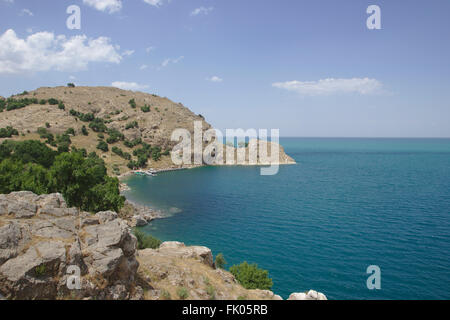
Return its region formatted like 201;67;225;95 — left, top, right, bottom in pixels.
288;290;327;300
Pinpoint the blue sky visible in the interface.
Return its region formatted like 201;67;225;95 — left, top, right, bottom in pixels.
0;0;449;137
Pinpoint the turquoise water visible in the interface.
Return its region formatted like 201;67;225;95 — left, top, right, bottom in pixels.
123;138;450;300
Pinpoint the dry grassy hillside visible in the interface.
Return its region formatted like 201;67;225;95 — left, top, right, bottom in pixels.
0;86;211;175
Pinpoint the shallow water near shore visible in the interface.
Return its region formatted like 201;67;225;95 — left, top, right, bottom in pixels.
123;138;450;300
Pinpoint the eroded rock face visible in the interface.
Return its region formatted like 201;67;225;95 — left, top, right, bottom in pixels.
0;192;140;300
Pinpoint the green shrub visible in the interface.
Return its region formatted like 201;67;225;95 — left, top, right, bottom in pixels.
97;141;109;152
177;287;189;300
81;125;89;136
35;264;46;277
88;119;107;133
229;262;273;290
129;99;136;108
161;290;171;300
206;284;216;300
0;126;19;138
65;128;76;136
48;98;59;105
58;102;65;110
106;129;124;144
215;253;227;269
67;83;75;88
141;105;150;113
133;229;162;249
125;121;138;130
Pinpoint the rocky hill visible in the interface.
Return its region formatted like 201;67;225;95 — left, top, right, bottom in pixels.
0;192;325;300
0;86;211;175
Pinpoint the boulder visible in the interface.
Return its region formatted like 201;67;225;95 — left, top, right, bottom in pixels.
288;290;327;300
0;192;140;300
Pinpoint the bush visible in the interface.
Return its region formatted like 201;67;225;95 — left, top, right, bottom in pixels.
81;125;89;136
106;128;124;144
129;99;137;108
133;229;161;249
67;83;75;88
125;121;138;130
89;118;107;133
97;141;109;152
141;105;150;113
215;253;227;269
58;102;65;110
112;146;131;160
229;262;273;290
48;98;59;105
65;128;76;136
177;287;189;300
0;126;19;138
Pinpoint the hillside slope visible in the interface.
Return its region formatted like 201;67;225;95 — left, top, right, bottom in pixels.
0;86;211;175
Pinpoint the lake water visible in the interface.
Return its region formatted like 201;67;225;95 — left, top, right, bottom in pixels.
123;138;450;300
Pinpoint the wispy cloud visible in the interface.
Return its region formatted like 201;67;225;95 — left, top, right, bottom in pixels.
160;56;184;69
143;0;165;7
20;8;33;16
191;6;213;16
0;29;122;74
206;76;223;83
111;81;149;91
140;64;149;70
83;0;122;14
272;78;383;96
146;46;155;53
122;49;135;56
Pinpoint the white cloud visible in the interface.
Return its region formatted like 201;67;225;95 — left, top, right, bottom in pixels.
191;7;213;16
146;46;155;53
140;64;149;70
83;0;122;13
20;8;33;16
122;49;134;56
0;29;122;74
111;81;149;91
206;76;223;82
272;78;383;96
160;56;184;68
143;0;164;7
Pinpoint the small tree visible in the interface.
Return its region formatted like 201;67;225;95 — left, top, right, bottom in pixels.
67;83;75;88
96;140;109;152
133;229;161;249
81;125;88;136
215;253;227;269
229;262;273;290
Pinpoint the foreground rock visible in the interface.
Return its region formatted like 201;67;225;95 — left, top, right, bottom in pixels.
138;241;284;300
0;192;141;300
